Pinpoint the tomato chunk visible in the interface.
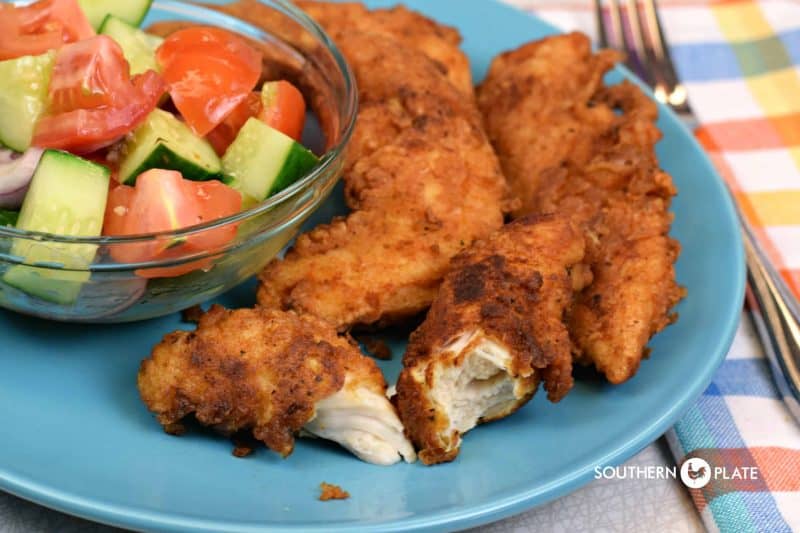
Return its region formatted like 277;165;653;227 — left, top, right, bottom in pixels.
103;183;136;237
106;169;203;269
103;169;242;277
188;179;242;249
126;170;202;237
259;80;306;141
49;0;93;41
205;91;262;156
0;31;63;61
156;27;262;136
34;69;166;153
0;1;52;31
49;35;136;113
0;0;93;60
155;27;261;73
205;80;307;155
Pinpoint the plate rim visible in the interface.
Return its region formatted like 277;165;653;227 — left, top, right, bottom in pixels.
0;0;746;531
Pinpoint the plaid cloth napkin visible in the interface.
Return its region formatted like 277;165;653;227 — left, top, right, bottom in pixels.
500;0;800;530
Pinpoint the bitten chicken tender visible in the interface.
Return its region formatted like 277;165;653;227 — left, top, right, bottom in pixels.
257;30;508;331
396;215;589;464
477;33;685;384
138;305;415;465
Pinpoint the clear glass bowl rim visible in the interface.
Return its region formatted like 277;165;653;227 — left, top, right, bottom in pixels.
0;0;358;246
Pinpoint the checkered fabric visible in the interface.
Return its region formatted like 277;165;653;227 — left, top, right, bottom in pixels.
500;0;800;530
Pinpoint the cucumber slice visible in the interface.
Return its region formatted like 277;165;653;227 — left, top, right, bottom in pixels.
3;150;110;304
0;51;56;152
99;15;162;75
78;0;153;31
222;118;319;201
141;32;165;51
118;109;223;184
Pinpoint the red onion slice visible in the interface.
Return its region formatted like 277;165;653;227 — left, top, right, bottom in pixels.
0;147;44;209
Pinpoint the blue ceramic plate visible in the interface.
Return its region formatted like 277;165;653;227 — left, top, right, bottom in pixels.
0;0;745;531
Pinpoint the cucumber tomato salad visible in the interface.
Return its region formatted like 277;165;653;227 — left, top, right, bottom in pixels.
0;0;319;294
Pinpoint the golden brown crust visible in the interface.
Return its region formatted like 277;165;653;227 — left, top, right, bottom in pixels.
477;32;621;218
477;33;685;384
358;336;392;360
295;1;473;98
137;306;385;457
257;31;508;330
396;215;587;464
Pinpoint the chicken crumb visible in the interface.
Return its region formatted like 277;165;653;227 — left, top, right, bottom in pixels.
181;305;204;324
319;482;349;501
360;337;392;360
231;431;257;458
232;445;254;458
181;305;205;324
163;422;186;436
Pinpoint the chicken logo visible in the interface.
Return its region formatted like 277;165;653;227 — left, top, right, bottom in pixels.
688;464;707;480
680;458;712;489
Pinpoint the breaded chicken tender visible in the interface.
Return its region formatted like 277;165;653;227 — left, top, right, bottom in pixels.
138;305;415;465
295;1;474;98
257;30;508;331
396;215;589;464
477;33;684;384
477;33;621;218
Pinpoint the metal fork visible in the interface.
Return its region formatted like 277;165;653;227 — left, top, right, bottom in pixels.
594;0;800;423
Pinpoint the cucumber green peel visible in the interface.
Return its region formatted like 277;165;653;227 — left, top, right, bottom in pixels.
78;0;154;31
118;109;223;184
0;209;18;227
222;118;319;202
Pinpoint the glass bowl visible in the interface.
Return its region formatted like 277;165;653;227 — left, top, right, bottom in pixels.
0;0;357;323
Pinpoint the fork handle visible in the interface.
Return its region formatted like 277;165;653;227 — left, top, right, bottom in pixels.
743;222;800;423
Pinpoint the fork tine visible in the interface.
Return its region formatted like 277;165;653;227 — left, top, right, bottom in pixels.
641;0;667;60
595;0;648;86
607;0;624;49
640;0;693;113
623;0;652;78
594;0;693;117
625;0;660;87
594;0;610;48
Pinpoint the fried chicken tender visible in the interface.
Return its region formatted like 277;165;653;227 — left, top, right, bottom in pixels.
396;215;589;464
477;33;685;383
257;30;508;331
138;305;415;465
295;1;473;98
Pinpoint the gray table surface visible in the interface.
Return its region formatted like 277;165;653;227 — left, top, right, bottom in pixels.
0;437;703;532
